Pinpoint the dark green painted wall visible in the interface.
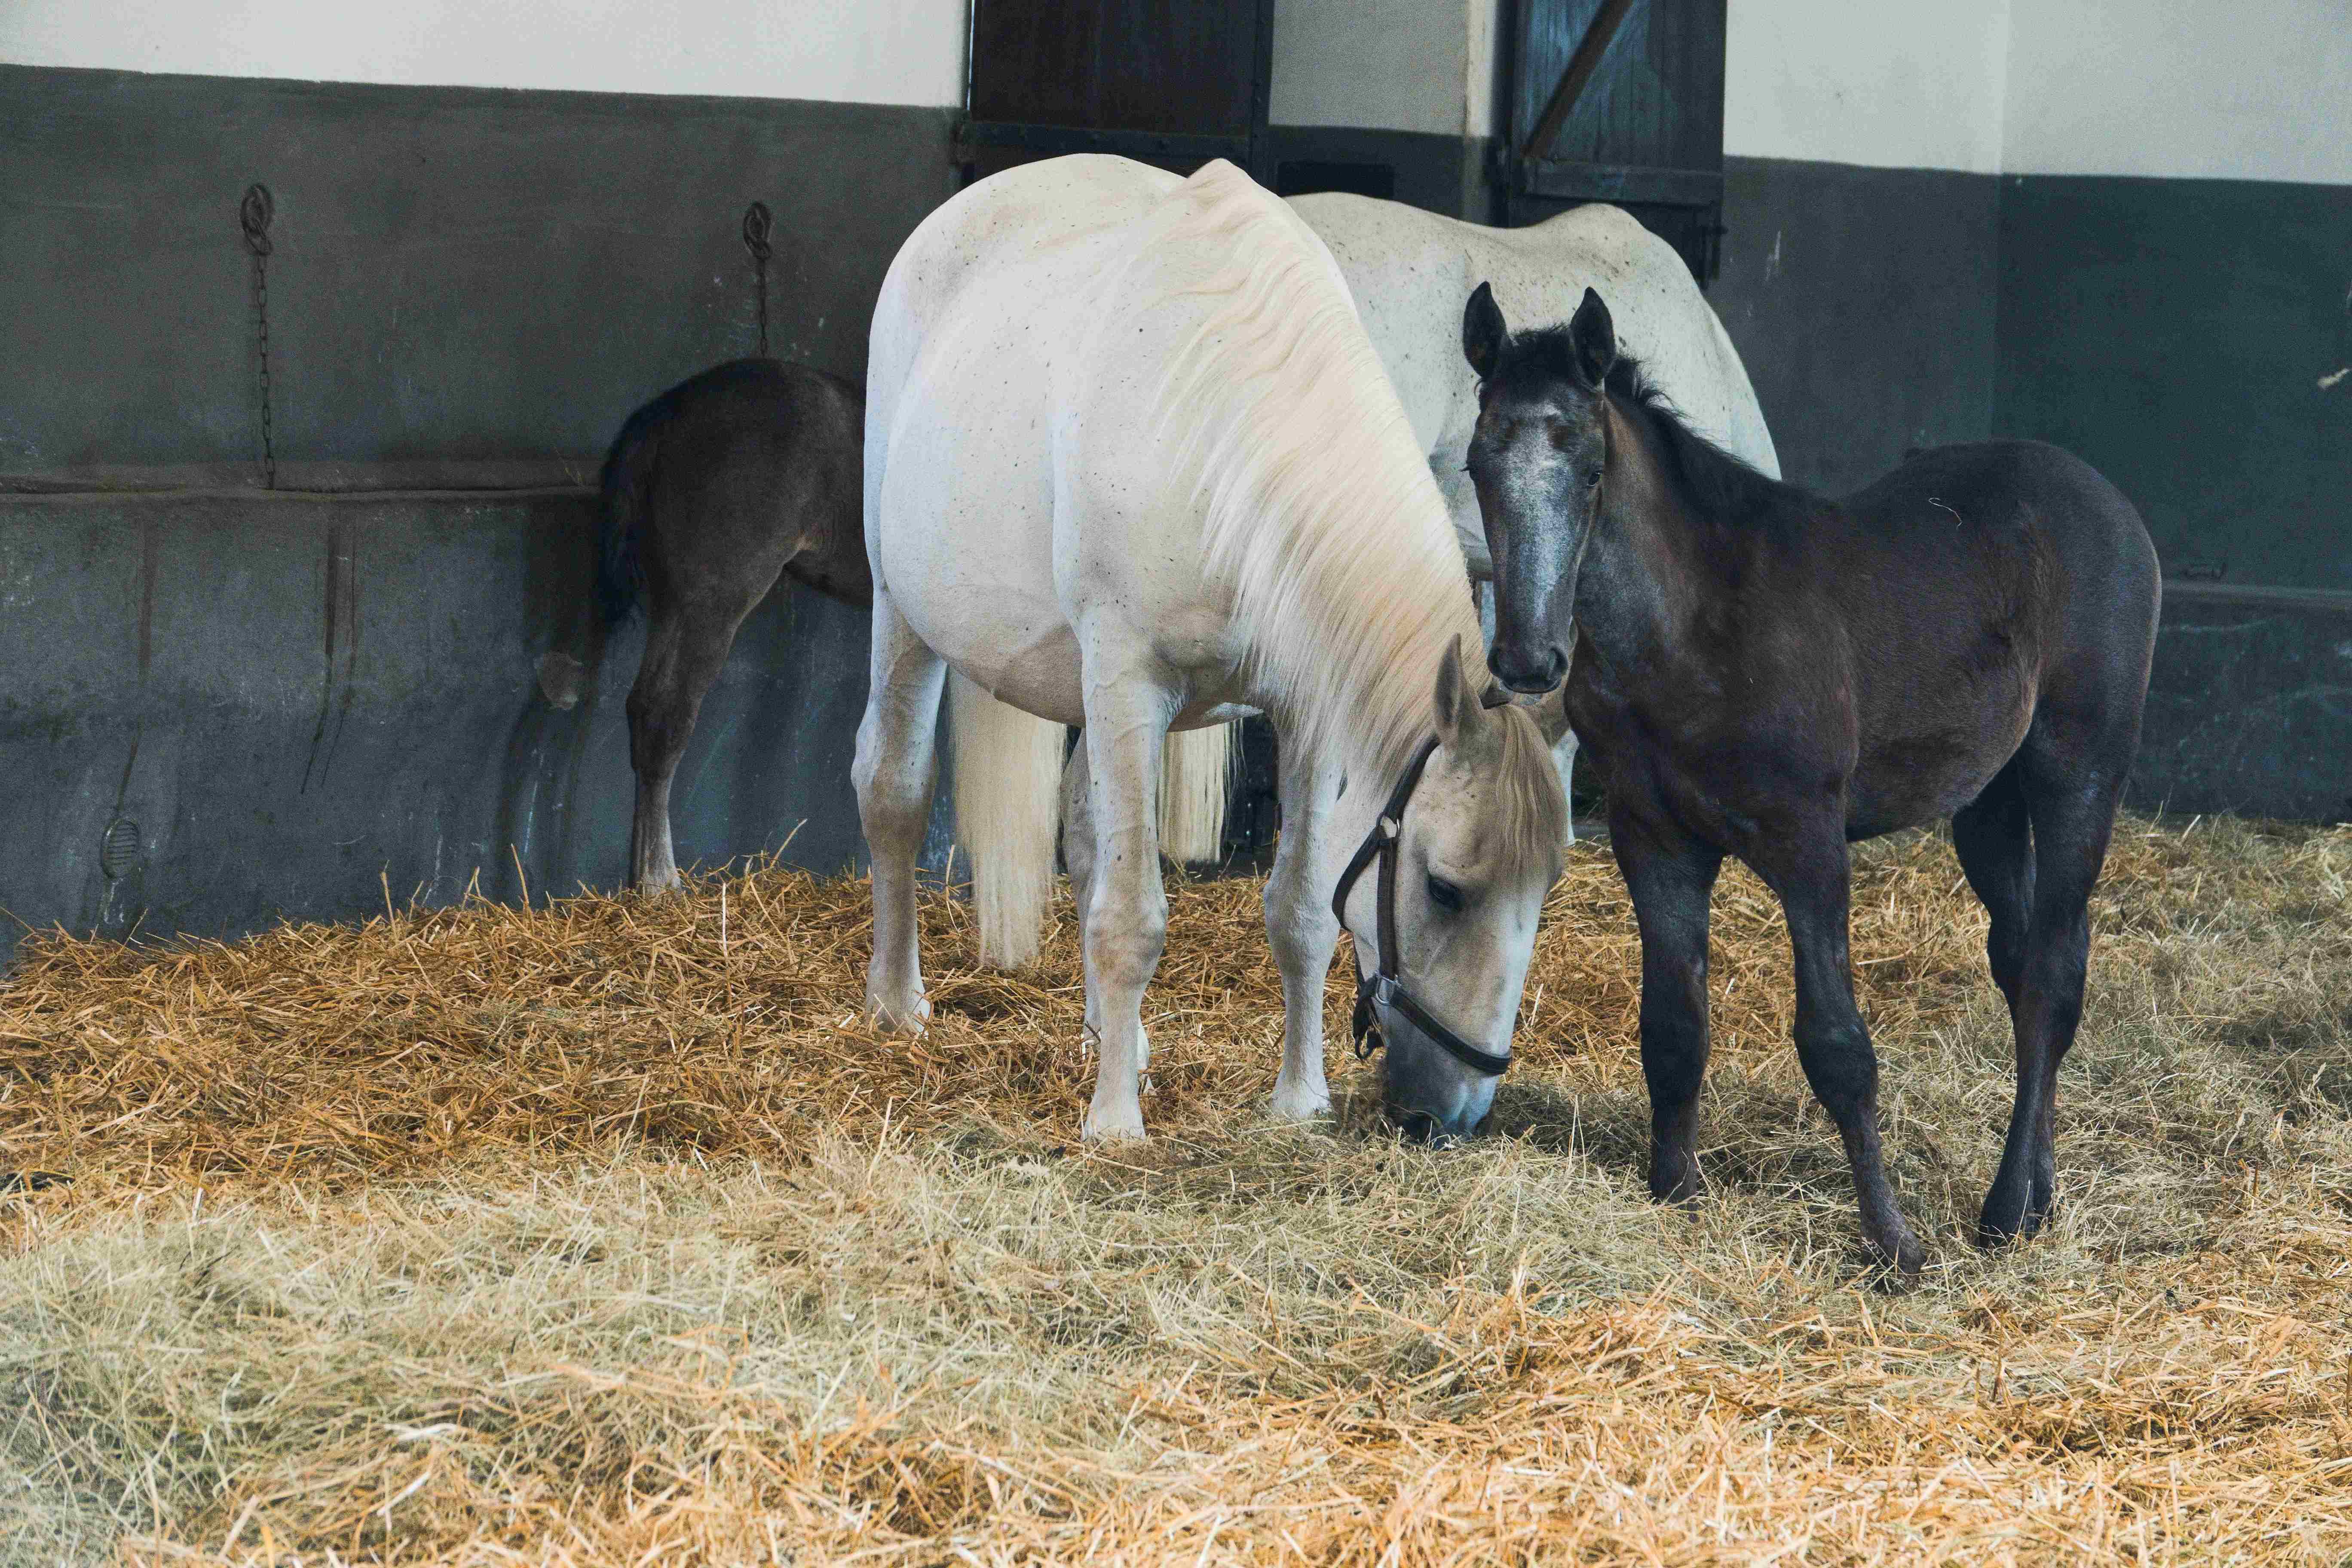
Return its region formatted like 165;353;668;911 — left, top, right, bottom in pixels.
0;66;956;481
1994;174;2352;591
1711;156;2001;494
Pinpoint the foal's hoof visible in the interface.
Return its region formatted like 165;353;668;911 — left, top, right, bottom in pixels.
1974;1192;2056;1249
1648;1157;1706;1207
1864;1222;1927;1277
632;871;686;899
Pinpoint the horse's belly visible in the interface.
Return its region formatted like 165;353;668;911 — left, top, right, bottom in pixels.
876;306;1087;723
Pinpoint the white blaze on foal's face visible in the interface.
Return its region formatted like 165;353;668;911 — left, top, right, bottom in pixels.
1343;636;1568;1142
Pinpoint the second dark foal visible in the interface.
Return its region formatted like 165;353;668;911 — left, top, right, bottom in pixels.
1463;285;2159;1272
598;358;868;891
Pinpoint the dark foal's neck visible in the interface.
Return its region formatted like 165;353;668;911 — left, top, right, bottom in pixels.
1571;380;1815;680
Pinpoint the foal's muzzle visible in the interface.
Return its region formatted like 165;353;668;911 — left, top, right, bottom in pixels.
1488;641;1568;695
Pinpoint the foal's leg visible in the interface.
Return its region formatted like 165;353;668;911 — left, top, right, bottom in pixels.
1978;739;2128;1244
853;585;947;1032
1263;724;1341;1121
1614;819;1722;1201
1072;634;1174;1142
626;594;763;892
1951;760;2036;1014
1771;832;1926;1273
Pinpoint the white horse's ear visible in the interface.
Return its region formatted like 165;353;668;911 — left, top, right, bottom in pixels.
1432;634;1493;755
1534;681;1574;746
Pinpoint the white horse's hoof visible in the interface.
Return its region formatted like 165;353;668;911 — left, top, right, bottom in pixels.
634;869;685;898
864;991;931;1035
1268;1080;1333;1121
1081;1103;1146;1142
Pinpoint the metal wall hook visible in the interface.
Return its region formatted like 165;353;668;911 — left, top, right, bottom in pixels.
742;201;774;357
240;182;274;256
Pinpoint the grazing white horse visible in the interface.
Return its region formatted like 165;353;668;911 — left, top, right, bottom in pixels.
856;155;1568;1140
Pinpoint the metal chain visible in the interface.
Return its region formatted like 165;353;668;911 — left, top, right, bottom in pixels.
240;183;276;488
741;201;773;358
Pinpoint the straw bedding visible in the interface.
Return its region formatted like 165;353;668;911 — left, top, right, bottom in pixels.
3;817;2349;1564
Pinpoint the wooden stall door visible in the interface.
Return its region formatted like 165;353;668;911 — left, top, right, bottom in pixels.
1500;0;1727;284
959;0;1278;182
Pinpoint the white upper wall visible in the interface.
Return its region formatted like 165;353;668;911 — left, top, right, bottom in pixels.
2002;0;2352;184
9;0;2347;184
0;0;968;106
1724;0;2010;172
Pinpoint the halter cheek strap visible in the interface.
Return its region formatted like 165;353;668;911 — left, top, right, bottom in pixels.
1330;733;1516;1079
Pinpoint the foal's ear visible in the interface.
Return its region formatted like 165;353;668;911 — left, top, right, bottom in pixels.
1432;634;1494;756
1462;282;1510;382
1569;287;1616;389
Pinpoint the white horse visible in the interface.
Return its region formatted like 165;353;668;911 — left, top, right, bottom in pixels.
856;155;1569;1141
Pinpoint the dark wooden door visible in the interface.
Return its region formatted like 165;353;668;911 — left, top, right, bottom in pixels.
1499;0;1727;284
959;0;1278;182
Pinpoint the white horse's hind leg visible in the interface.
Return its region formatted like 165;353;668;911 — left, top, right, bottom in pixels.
1057;741;1111;1057
1072;643;1171;1142
854;584;947;1031
1265;723;1340;1120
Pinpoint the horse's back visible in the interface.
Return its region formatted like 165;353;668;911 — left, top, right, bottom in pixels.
1838;440;2159;794
608;357;868;610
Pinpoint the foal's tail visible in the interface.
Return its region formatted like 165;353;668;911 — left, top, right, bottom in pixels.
594;400;666;628
947;677;1236;969
949;672;1068;969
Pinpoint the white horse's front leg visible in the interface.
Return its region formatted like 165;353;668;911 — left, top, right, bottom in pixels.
853;585;947;1032
1072;643;1171;1142
1551;727;1579;848
1265;724;1341;1121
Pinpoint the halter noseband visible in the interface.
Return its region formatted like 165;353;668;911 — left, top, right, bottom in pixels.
1329;713;1517;1080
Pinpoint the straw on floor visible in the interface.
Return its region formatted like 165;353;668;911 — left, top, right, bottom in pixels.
3;816;2349;1564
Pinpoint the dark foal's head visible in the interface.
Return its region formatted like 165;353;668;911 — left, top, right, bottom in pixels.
1461;283;1617;694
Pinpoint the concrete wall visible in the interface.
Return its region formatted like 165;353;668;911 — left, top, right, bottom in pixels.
0;485;950;951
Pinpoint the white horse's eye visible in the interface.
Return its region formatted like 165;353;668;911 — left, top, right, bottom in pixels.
1426;874;1465;912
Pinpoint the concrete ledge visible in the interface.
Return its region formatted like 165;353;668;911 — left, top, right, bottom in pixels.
0;487;943;956
2132;583;2352;822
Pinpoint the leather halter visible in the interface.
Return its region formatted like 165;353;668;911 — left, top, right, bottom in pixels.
1329;715;1517;1080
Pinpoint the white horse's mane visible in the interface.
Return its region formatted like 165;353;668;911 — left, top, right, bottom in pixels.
1154;162;1564;865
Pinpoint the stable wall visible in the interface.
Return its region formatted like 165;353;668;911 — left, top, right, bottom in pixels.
0;54;963;952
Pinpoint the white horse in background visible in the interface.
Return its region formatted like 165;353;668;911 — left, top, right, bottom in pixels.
1292;193;1780;580
857;155;1569;1141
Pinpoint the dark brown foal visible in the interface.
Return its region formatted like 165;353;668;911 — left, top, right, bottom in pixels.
597;358;869;891
1463;284;2159;1273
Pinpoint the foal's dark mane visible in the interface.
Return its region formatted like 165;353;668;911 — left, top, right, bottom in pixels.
1503;327;1813;533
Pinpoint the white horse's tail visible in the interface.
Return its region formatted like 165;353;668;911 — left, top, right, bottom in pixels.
1159;723;1234;865
949;671;1067;969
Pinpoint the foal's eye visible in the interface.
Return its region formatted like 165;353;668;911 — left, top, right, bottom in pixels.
1425;875;1465;913
1584;466;1604;489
